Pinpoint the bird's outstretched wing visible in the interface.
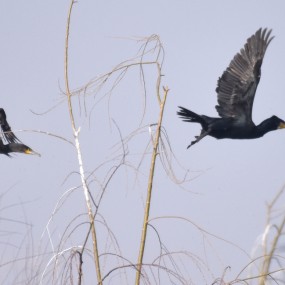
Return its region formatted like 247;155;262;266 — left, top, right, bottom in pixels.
0;108;21;143
215;28;274;122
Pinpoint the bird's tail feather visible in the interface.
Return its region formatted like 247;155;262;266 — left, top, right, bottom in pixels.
177;106;205;125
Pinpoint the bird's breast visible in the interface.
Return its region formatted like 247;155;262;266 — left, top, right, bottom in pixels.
209;119;256;139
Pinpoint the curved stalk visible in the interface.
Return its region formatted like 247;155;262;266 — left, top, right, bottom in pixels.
64;1;102;284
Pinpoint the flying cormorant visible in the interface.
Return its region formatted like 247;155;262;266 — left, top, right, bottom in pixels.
0;108;40;156
177;28;285;148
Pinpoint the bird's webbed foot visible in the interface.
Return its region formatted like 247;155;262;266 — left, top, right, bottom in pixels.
187;130;209;149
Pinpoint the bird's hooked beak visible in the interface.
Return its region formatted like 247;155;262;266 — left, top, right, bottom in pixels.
25;148;41;157
278;122;285;129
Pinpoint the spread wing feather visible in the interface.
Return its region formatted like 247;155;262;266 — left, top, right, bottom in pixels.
0;108;21;143
215;28;274;122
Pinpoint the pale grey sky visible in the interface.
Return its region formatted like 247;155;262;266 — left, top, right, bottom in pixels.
1;1;285;284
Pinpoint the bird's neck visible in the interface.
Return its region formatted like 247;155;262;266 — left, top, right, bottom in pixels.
1;143;21;154
255;118;277;137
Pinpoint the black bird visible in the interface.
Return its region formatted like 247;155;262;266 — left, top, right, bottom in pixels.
177;28;285;148
0;108;40;156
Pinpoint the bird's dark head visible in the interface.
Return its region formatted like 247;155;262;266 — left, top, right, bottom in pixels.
24;146;41;156
23;146;41;156
9;143;41;156
270;116;285;130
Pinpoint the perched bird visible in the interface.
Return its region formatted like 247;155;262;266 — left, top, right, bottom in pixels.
0;108;40;157
177;28;285;148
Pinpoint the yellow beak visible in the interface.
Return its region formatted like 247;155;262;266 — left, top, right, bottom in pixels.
25;148;41;156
